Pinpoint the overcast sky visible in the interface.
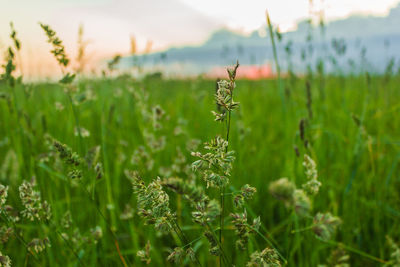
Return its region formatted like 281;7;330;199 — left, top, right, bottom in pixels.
1;0;399;77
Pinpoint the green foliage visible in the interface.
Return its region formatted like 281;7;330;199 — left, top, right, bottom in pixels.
0;23;21;87
1;24;400;264
2;72;400;265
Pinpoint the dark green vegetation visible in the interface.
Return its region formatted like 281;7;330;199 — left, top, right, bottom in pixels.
1;71;399;266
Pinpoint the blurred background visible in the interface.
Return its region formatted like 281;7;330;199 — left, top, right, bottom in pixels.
2;2;400;266
1;0;400;79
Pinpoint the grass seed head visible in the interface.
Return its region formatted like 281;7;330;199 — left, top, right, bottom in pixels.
302;154;321;195
230;210;259;250
247;247;281;267
269;178;296;206
120;204;134;220
191;136;235;188
61;211;72;229
19;181;52;221
234;184;257;208
132;174;173;232
0;184;8;207
167;247;185;263
325;247;350;267
293;189;311;217
39;23;70;67
204;230;220;256
312;212;341;241
27;237;51;254
385;236;400;266
0;227;13;244
0;251;11;267
137;240;151;265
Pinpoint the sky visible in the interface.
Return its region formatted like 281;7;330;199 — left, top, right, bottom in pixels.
1;0;399;77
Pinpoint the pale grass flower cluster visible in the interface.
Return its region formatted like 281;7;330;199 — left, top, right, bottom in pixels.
247;247;281;267
0;184;8;207
318;247;350;267
312;212;342;241
269;154;340;241
167;246;196;264
0;251;11;267
27;237;51;254
137;240;151;264
191;136;235;188
269;178;311;216
0;226;13;244
131;172;173;232
230;210;260;250
234;184;257;208
19;180;52;221
302;154;321;195
385;236;400;267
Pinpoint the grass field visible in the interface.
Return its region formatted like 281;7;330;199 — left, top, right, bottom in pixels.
1;65;400;266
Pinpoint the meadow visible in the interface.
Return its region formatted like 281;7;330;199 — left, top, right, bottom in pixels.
0;24;400;267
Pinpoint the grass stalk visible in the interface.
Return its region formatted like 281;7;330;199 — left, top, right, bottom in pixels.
266;11;286;112
171;220;203;267
318;238;388;264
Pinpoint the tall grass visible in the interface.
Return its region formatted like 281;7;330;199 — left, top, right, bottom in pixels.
0;22;400;267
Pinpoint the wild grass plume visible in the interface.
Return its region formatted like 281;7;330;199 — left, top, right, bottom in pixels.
0;19;399;267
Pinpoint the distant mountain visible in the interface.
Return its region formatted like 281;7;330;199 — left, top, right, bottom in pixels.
121;4;400;75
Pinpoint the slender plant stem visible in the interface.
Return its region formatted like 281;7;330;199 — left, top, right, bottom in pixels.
79;181;131;266
0;211;40;263
290;224;315;234
114;239;128;267
171;220;203;267
219;78;234;266
247;224;288;265
266;11;286;112
66;91;85;154
317;238;388;264
37;161;126;264
206;222;231;266
181;236;203;249
51;222;84;266
219;187;224;267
